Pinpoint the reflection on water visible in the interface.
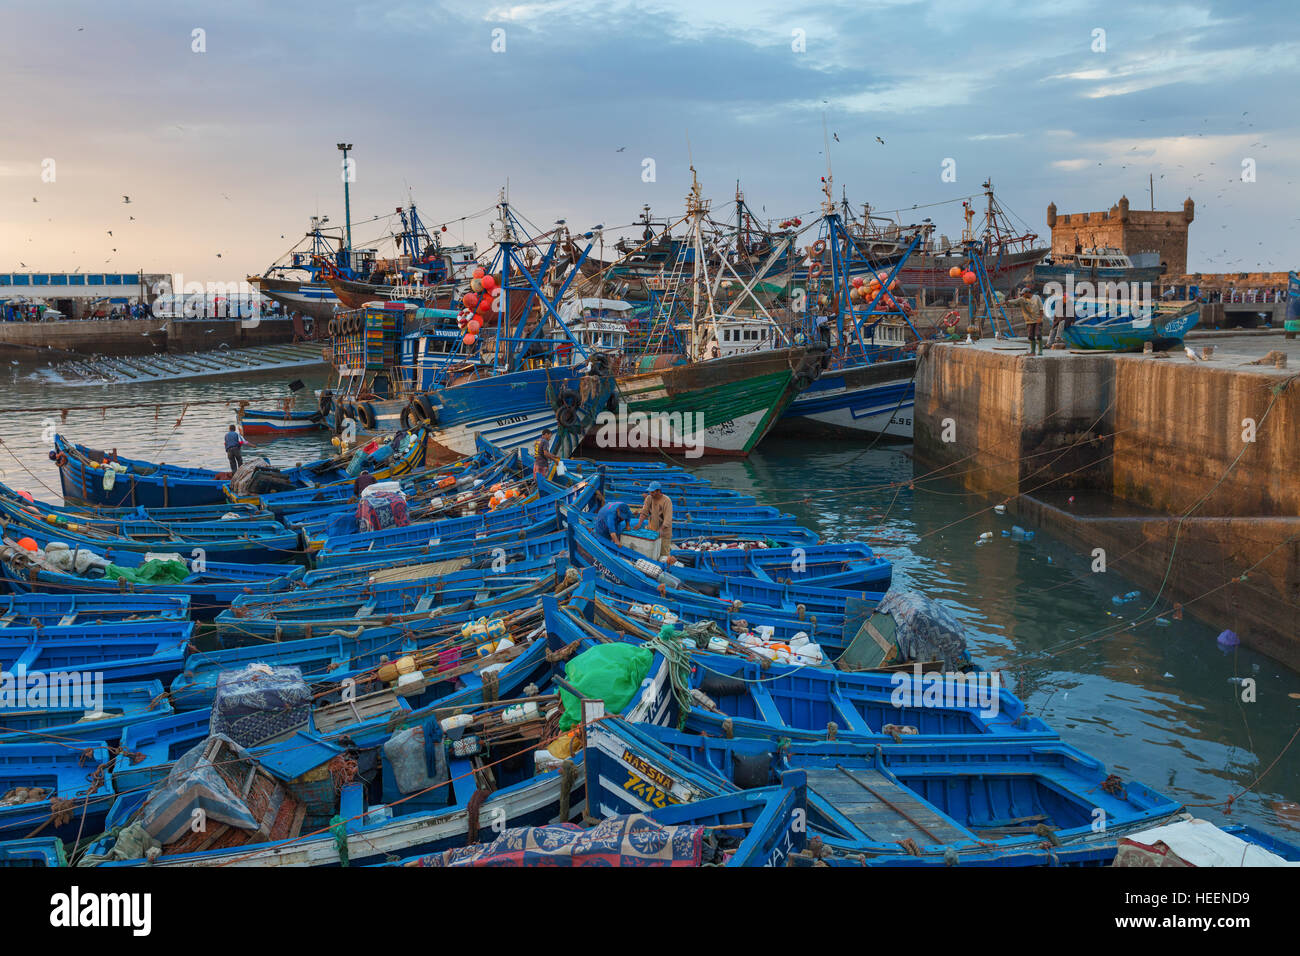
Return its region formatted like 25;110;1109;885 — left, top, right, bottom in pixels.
0;363;1296;839
691;436;1300;840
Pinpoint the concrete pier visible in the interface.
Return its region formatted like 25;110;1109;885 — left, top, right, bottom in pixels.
914;335;1300;667
0;317;299;358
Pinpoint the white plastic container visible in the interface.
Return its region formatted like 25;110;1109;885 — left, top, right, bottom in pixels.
503;701;540;724
707;636;730;654
789;631;810;648
440;713;473;733
534;749;564;772
755;625;775;642
795;643;824;664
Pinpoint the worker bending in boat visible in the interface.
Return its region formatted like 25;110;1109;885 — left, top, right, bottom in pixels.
634;482;673;560
593;500;632;545
224;425;245;472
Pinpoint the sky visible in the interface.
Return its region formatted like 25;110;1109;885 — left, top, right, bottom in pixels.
2;0;1297;283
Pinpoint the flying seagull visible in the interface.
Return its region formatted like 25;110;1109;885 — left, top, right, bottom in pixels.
123;196;131;203
833;133;840;142
616;147;626;152
875;136;885;145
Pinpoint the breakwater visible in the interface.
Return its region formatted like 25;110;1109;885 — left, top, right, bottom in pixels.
0;317;299;359
913;339;1300;668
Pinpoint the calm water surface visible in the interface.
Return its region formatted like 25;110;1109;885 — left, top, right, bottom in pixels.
1;360;1296;839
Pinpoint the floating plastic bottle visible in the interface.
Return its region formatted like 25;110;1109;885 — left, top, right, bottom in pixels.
1111;591;1141;605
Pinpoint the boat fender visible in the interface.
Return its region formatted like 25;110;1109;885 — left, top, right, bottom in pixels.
358;402;377;431
414;395;438;426
399;404;414;432
319;392;334;417
698;675;747;700
557;387;580;408
557;405;579;428
731;750;773;790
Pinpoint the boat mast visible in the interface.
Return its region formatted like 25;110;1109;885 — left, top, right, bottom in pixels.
337;143;354;264
685;166;715;358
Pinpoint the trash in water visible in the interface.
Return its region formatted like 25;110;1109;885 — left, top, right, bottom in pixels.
1111;591;1141;605
994;504;1006;515
1217;629;1240;648
1001;526;1034;540
1155;617;1171;627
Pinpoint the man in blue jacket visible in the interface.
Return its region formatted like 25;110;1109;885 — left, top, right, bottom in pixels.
224;425;245;472
593;500;631;544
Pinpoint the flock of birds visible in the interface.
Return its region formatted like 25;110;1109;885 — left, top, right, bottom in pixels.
11;91;1291;275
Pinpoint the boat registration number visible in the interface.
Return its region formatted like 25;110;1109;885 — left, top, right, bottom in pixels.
621;771;679;809
620;749;675;792
494;415;527;426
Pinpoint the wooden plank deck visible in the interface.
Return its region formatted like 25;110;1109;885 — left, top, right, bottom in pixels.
803;766;969;846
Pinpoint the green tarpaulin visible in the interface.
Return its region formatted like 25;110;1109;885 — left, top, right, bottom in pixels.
105;558;191;585
558;643;653;731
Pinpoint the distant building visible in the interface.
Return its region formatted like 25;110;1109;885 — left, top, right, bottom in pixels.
1046;196;1194;276
0;271;167;319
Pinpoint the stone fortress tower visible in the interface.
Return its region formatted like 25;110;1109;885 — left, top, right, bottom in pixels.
1046;195;1194;276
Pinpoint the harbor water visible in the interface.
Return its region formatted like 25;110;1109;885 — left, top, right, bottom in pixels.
2;359;1296;841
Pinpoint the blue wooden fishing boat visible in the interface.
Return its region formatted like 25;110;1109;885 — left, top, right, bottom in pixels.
1061;302;1199;351
0;742;116;841
237;407;327;437
300;529;569;590
0;620;193;683
0;480;269;522
216;563;566;645
112;688;417;796
0;549;302;620
544;597;1013;744
92;672;675;867
569;517;887;619
0;593;190;626
172;607;557;710
312;478;598;565
0;497;304;566
0;680;172;746
386;775;808;867
778;358;916;440
52;429;427;509
0;837;67;866
582;717;1182;866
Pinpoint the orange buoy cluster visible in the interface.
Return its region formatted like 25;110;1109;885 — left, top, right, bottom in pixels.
778;217;803;229
457;267;501;347
848;271;911;313
949;264;977;285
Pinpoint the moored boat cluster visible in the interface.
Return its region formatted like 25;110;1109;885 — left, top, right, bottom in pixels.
1;424;1293;868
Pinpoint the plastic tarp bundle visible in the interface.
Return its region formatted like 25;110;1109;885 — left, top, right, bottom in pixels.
105;558;191;585
209;663;311;747
357;491;410;533
406;815;704;867
137;735;261;845
384;723;449;797
558;643;653;731
876;589;972;671
1115;819;1300;867
229;460;296;495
